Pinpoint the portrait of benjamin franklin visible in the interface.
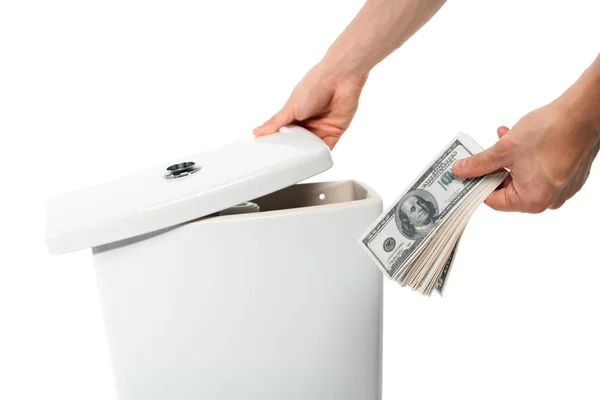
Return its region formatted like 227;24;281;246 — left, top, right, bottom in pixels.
394;189;439;240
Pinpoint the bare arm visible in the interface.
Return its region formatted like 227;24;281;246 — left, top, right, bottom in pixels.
254;0;447;147
564;54;600;137
322;0;447;81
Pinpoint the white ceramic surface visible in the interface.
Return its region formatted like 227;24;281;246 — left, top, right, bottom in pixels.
92;181;383;400
45;125;332;255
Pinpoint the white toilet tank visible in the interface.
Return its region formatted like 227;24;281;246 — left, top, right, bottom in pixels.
46;126;383;400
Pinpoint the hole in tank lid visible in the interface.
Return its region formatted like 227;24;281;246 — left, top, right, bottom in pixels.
165;161;201;180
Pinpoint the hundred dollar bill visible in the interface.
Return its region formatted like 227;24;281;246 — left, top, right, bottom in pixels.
358;133;486;281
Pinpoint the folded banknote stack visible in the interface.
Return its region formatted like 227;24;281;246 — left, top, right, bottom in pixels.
358;133;508;296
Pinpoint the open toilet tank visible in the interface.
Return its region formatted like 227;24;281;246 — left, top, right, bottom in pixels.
46;126;384;400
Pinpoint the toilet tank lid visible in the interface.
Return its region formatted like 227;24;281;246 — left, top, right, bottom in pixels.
45;126;333;254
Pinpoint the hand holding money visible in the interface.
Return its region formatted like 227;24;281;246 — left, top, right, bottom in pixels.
454;112;600;212
358;133;508;296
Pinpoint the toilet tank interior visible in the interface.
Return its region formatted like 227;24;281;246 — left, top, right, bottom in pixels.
93;181;373;254
250;180;371;212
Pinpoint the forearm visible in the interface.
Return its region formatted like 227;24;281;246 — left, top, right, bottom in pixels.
319;0;446;82
561;54;600;142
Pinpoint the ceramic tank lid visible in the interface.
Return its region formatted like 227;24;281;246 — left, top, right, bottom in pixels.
45;125;333;254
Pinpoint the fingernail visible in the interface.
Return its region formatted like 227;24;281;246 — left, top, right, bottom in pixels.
454;159;466;170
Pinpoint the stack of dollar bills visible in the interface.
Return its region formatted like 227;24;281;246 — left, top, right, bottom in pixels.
358;133;508;296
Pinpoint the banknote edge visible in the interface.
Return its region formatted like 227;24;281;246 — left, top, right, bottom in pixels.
357;236;394;280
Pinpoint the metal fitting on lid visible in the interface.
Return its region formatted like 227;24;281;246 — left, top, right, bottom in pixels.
165;162;201;180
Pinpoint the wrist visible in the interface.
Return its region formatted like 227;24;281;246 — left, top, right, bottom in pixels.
318;47;370;88
557;59;600;143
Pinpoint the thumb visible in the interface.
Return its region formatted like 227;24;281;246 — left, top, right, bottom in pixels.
497;126;510;139
253;105;295;137
453;143;508;178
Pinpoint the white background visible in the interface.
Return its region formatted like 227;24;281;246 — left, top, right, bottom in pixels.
1;1;599;399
